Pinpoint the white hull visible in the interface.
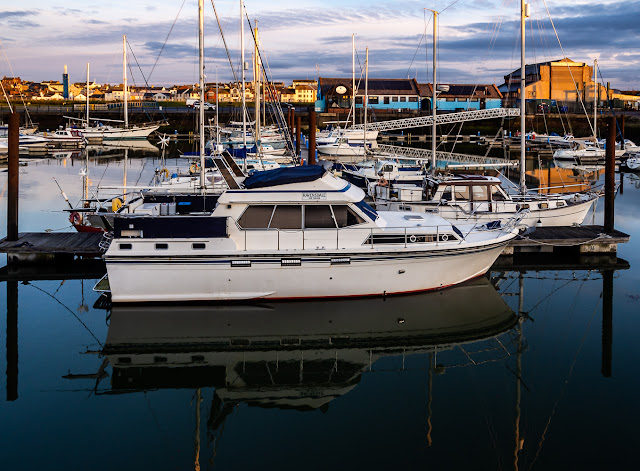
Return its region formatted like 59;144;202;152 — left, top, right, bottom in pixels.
105;241;509;302
317;144;368;156
81;123;160;140
379;197;596;227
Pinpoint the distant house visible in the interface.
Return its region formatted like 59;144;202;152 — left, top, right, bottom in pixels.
316;78;421;112
417;83;503;111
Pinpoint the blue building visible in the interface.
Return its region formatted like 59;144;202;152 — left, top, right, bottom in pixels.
417;84;504;111
315;78;422;112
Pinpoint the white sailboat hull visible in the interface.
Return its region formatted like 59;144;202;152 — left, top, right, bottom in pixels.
81;123;160;140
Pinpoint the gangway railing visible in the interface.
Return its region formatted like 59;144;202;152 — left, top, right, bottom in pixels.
350;108;519;132
375;144;511;166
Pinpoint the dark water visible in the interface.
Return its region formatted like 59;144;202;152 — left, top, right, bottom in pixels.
1;147;639;470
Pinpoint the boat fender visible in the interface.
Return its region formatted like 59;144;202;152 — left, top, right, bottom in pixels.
69;212;81;225
379;178;389;187
112;198;123;212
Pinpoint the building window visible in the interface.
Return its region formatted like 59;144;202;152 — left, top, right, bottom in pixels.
408;97;418;102
384;97;390;104
369;96;379;104
399;97;406;102
446;98;455;102
391;97;399;102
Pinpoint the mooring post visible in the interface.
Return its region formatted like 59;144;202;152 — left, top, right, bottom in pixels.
296;116;301;158
287;107;292;135
290;107;295;139
8;112;20;241
308;107;316;166
601;269;613;377
6;280;18;401
604;116;615;233
620;113;625;150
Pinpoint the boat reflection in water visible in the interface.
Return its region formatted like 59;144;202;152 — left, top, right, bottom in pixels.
103;277;518;409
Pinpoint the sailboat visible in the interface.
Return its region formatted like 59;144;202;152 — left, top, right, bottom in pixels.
70;38;162;141
371;3;601;228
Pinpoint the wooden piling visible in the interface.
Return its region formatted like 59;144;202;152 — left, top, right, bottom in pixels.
601;269;613;377
296;116;301;158
308;107;316;166
8;112;19;241
290;108;295;138
604;116;615;233
6;280;18;401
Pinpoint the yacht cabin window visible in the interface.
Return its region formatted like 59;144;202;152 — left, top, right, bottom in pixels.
333;205;366;227
471;185;490;201
454;186;470;201
441;186;452;200
270;205;302;229
381;164;394;173
237;205;275;229
491;186;507;201
304;205;336;228
238;204;365;230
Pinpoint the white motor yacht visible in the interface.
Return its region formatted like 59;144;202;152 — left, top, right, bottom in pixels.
100;166;520;302
373;173;599;228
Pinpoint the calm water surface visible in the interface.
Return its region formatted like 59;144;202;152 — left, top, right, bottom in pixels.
0;146;639;470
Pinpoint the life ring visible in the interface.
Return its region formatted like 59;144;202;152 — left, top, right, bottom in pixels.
111;198;123;212
190;163;198;174
379;178;389;187
409;234;417;243
161;168;170;179
441;234;449;241
69;212;81;225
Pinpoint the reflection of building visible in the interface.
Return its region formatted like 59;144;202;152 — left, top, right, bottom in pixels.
524;164;603;194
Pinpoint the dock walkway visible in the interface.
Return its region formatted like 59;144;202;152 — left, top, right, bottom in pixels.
0;232;104;258
0;225;630;260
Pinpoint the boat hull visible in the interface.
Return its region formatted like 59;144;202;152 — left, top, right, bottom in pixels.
105;241;510;302
378;197;597;228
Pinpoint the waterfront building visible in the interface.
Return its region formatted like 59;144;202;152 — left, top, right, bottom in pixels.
315;78;421;112
417;83;503;111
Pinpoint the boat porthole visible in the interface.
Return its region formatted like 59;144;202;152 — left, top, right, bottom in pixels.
409;235;417;243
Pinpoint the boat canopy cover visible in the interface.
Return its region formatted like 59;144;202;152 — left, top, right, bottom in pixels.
243;165;327;189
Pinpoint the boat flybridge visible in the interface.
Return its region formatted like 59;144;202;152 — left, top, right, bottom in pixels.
100;165;521;302
373;172;600;228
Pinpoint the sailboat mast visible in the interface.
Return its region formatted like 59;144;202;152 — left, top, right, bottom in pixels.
431;10;437;171
593;58;598;140
198;0;206;190
255;22;261;150
352;33;356;128
519;1;528;193
123;35;128;129
86;63;90;127
364;47;368;147
241;0;247;152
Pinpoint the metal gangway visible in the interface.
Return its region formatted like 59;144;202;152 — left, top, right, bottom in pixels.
375;144;512;166
350;108;519;132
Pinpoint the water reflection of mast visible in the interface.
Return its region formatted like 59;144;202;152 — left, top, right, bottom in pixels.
514;274;524;471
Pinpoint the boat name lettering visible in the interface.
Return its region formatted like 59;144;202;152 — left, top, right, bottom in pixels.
302;192;326;200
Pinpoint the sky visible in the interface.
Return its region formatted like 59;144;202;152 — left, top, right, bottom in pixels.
1;0;639;90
